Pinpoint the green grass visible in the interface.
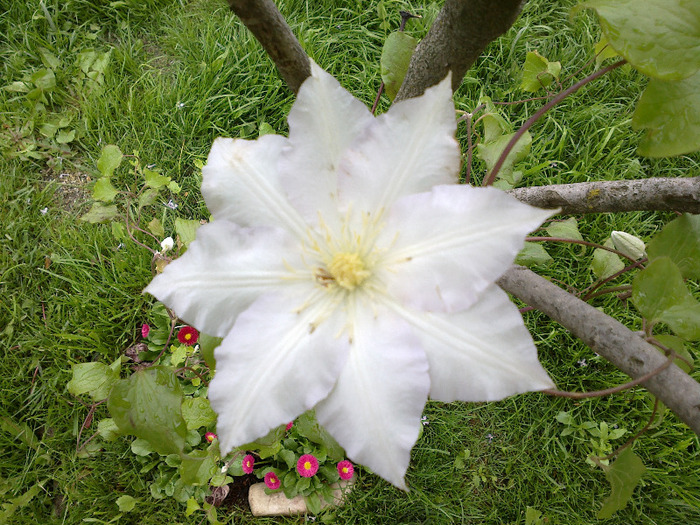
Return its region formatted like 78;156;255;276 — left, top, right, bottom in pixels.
2;0;699;523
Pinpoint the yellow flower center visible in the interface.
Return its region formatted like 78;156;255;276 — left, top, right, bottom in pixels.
184;333;191;340
304;461;312;470
327;252;370;290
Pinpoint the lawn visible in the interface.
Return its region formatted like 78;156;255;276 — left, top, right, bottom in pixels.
1;0;699;523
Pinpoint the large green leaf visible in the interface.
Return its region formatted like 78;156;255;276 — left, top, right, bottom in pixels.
181;397;217;431
646;214;700;278
575;0;700;81
632;256;700;340
597;448;646;518
632;70;700;157
296;410;344;461
380;31;418;101
107;366;188;456
92;177;119;203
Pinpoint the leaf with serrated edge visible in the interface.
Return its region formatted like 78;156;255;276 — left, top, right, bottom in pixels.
575;0;700;81
632;257;700;340
646;214;700;279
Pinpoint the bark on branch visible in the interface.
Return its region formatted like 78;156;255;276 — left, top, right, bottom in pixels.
395;0;526;102
227;0;310;94
509;177;700;215
498;265;700;436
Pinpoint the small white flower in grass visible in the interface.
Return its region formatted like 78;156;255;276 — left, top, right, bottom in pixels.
145;63;555;489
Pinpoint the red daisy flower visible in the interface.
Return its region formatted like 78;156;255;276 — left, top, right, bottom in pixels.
141;323;150;338
204;432;217;443
337;460;354;480
242;454;255;474
296;454;319;478
264;471;280;490
177;326;199;345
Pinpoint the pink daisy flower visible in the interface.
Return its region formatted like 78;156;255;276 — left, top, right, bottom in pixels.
177;326;199;345
285;421;293;432
296;454;319;478
242;454;255;474
264;471;280;490
337;460;354;480
141;323;150;338
204;432;217;443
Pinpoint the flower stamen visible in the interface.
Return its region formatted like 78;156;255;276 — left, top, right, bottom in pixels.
328;252;370;290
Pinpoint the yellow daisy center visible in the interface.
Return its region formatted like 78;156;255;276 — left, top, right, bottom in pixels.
304;461;312;470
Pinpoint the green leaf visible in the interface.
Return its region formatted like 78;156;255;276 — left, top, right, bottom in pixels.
167;180;181;193
241;424;285;459
97;145;123;177
131;437;154;456
296;410;345;461
0;484;42;523
597;448;646;518
632;70;700;157
4;81;30;93
67;360;120;401
107;366;188;455
92;177;119;203
39;48;60;69
181;397;217;431
258;122;275;136
111;222;127;241
198;333;221;370
520;50;561;92
525;506;545;525
116;495;136;512
380;32;419;100
138;188;159;209
148;217;165;238
180;450;216;486
55;129;75;144
654;335;694;373
305;492;323;515
30;68;56;90
632;257;700;340
546;218;583;241
515;242;553;267
81;202;119;223
646;214;700;279
278;448;297;470
574;0;700;81
175;218;202;248
97;418;122;441
144;168;171;189
477;131;532;186
594;35;620;68
591;238;624;279
185;497;201;516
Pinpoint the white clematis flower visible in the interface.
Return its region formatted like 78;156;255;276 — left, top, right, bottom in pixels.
146;63;555;489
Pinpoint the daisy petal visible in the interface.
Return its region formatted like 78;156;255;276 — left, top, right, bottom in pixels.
210;292;350;453
337;75;460;215
281;62;374;228
379;185;555;312
387;285;554;402
145;220;306;337
315;297;429;489
202;135;308;238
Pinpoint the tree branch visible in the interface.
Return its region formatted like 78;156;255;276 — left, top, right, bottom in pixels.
227;0;310;94
395;0;526;102
508;177;700;214
498;265;700;436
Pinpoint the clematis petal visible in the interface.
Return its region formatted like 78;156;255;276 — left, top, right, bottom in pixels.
336;75;460;216
315;296;429;489
378;185;555;313
201;135;308;238
210;291;350;454
384;285;554;402
145;220;308;338
281;62;374;228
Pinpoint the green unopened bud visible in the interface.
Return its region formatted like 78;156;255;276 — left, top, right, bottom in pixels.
610;231;646;260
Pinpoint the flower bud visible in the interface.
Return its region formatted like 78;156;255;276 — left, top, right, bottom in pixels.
610;231;646;260
160;236;174;253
